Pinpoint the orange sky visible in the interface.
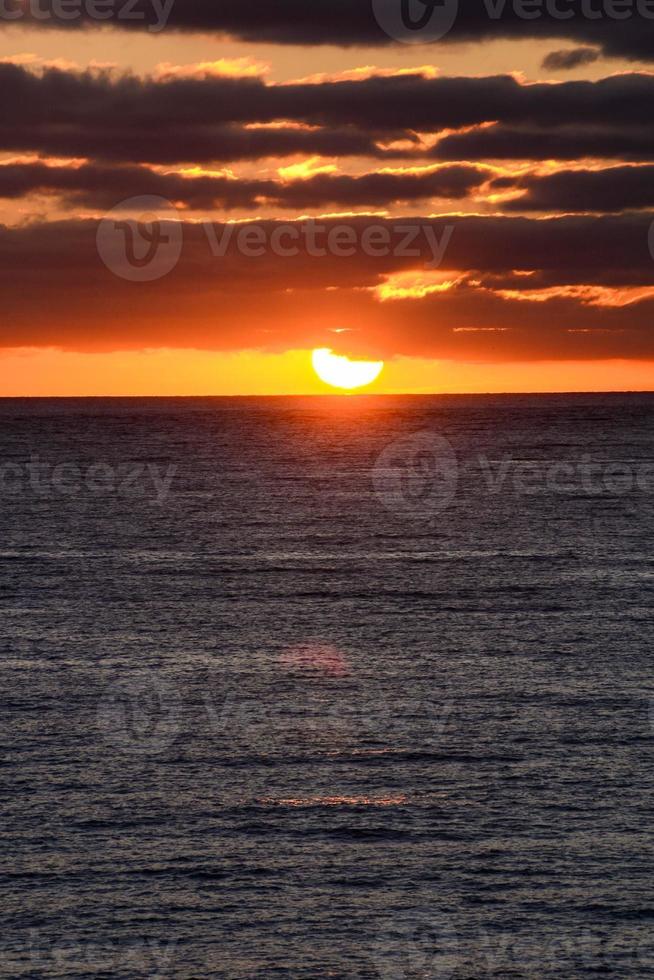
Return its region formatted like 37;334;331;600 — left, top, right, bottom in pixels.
1;348;652;396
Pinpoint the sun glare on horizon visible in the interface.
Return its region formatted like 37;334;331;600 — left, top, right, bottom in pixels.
311;348;384;391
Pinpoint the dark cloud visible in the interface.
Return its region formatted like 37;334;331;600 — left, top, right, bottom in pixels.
10;157;654;222
0;214;652;361
498;165;654;212
1;123;388;165
267;166;488;207
4;0;654;64
1;64;653;163
433;124;654;161
0;161;489;209
542;46;601;70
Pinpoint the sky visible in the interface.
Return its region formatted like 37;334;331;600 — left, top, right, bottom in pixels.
1;2;653;394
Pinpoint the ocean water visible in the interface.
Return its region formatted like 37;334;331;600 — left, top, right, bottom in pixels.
1;393;653;979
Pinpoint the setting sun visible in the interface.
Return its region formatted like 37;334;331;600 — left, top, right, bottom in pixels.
311;348;384;391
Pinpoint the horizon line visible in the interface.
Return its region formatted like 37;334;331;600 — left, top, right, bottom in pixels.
1;390;653;399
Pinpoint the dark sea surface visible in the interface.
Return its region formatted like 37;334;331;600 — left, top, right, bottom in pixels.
1;393;653;979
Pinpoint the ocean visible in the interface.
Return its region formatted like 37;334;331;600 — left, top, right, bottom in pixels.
1;393;653;978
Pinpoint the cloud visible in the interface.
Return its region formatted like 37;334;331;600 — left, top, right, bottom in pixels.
14;157;654;218
2;63;654;165
433;124;654;162
0;161;491;209
497;164;654;212
4;0;654;64
152;58;270;81
1;214;652;362
542;47;601;70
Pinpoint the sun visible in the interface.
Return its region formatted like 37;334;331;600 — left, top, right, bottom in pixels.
311;348;384;391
